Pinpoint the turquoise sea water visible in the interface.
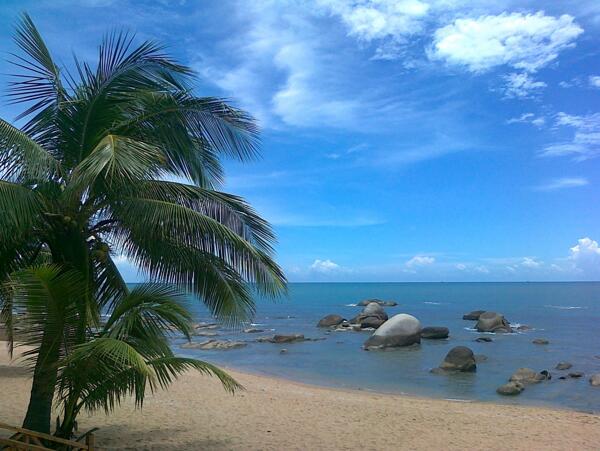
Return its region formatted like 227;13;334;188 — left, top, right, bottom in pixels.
172;282;600;412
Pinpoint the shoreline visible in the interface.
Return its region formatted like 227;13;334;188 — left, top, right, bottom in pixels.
3;343;600;450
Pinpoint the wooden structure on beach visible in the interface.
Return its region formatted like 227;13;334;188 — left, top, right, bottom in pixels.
0;422;95;450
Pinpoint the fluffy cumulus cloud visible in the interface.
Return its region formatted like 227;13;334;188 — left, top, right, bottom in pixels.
534;177;589;191
502;73;547;98
569;238;600;274
321;0;430;40
589;76;600;88
405;255;435;268
430;12;583;73
310;259;342;273
540;112;600;160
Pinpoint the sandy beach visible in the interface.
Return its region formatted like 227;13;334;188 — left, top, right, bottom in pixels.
1;343;599;450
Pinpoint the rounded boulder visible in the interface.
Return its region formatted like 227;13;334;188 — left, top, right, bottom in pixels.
363;314;421;350
476;312;512;333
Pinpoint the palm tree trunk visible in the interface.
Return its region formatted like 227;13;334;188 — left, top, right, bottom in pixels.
22;325;60;434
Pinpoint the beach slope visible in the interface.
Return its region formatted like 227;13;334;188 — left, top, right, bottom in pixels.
1;344;599;450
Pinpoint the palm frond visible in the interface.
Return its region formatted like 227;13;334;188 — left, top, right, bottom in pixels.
7;13;65;119
0;118;60;181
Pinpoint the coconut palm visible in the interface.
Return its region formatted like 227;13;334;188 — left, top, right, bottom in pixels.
0;14;286;436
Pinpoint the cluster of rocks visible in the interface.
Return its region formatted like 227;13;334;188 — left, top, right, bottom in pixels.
181;339;246;350
496;368;551;395
256;334;313;344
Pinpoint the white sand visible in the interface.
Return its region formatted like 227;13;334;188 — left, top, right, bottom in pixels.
2;343;600;450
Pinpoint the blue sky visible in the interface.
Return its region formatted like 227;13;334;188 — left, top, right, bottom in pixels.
1;0;600;282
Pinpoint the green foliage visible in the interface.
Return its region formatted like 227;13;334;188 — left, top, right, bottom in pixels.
0;13;285;437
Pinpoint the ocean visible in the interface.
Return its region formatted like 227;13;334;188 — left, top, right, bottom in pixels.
172;282;600;412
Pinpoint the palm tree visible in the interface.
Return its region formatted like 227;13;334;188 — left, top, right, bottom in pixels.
0;14;286;436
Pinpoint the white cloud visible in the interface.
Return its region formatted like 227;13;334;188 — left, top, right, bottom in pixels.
431;12;583;73
455;263;467;270
534;177;589;191
539;112;600;160
502;72;547;98
507;112;545;127
520;257;541;268
405;255;435;268
589;76;600;88
569;238;600;274
317;0;430;60
310;259;341;273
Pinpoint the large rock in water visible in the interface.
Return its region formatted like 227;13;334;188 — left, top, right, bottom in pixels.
475;311;512;333
317;314;345;328
420;326;449;339
463;310;485;320
434;346;477;372
351;302;389;329
589;374;600;387
363;314;421;350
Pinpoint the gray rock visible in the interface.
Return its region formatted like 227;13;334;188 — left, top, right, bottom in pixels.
317;314;345;328
360;317;386;329
435;346;477;373
474;354;488;363
193;322;219;330
589;374;600;386
351;302;389;329
509;368;547;384
420;326;449;339
279;348;288;354
532;338;549;345
497;381;525;396
516;325;532;331
363;314;421;350
243;328;264;333
475;336;493;343
357;299;398;307
463;310;485;320
181;340;246;350
568;372;584;378
476;312;512;333
555;362;572;370
191;330;218;337
257;334;307;344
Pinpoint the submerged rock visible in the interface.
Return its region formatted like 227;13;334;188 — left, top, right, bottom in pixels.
475;336;493;343
181;340;246;350
555;362;572;370
568;372;584;378
589;374;600;386
420;326;449;339
434;346;477;373
476;312;512;333
516;325;532;331
317;314;345;328
191;330;218;337
509;368;548;384
243;328;264;333
497;381;525;396
257;334;308;344
474;354;488;363
363;314;421;350
463;310;485;320
532;338;549;345
193;322;219;330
